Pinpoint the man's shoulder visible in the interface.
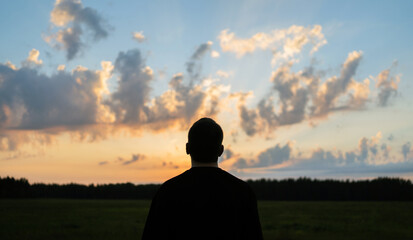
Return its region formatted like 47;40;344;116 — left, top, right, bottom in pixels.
161;167;251;190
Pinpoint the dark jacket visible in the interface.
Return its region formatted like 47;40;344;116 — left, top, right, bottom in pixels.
142;167;263;240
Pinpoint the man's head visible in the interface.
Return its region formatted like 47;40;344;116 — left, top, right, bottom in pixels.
186;118;224;163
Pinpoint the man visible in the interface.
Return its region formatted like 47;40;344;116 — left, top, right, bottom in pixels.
142;118;263;240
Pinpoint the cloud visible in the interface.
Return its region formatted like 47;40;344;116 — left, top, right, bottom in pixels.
120;154;144;165
108;49;154;124
218;25;327;66
231;132;409;172
0;41;232;152
256;142;292;167
106;42;230;131
0;131;55;152
1;22;403;154
294;132;403;168
98;161;108;165
57;64;66;71
218;26;402;138
239;98;259;136
186;41;212;80
107;46;229;129
211;50;220;58
235;50;375;137
299;131;394;167
162;161;179;169
374;62;400;106
46;0;110;60
5;61;17;70
132;31;145;43
232;157;249;169
1;151;39;161
0;60;113;130
402;142;411;160
219;147;234;162
312;51;363;115
22;49;43;67
231;142;292;169
146;73;230;129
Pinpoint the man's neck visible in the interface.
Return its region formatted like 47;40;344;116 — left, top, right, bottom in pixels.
191;160;218;168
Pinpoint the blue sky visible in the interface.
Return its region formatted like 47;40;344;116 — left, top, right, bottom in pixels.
0;0;412;183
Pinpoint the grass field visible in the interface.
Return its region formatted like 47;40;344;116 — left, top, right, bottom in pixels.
0;199;412;240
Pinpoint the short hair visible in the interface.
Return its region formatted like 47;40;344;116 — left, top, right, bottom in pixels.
187;118;223;162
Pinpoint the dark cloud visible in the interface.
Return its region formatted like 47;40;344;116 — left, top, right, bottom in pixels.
231;142;291;169
381;143;390;159
57;25;83;60
231;132;409;172
122;154;144;165
109;49;153;124
239;104;259;136
98;161;108;165
0;62;111;130
358;137;369;161
162;161;179;169
256;143;292;167
292;148;345;169
402;142;411;160
186;42;212;80
47;0;110;60
270;64;309;124
219;147;233;162
232;157;249;169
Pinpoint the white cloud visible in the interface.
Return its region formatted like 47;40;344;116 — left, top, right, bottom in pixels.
22;49;43;67
57;64;66;71
218;25;327;66
132;31;145;43
211;50;220;58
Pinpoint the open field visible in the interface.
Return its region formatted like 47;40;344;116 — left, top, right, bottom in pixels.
0;199;412;240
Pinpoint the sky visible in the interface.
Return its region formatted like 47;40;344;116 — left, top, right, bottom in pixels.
0;0;412;184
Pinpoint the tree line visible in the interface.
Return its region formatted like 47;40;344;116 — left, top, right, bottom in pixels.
1;176;412;201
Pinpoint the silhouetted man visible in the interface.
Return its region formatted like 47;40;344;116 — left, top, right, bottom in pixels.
142;118;263;240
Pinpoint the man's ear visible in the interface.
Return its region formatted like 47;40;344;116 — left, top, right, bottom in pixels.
186;143;190;155
218;145;224;157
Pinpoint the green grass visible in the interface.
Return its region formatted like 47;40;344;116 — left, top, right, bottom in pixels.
259;201;413;240
0;199;412;240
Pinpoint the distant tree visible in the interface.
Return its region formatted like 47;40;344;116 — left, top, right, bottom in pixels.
1;176;412;200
